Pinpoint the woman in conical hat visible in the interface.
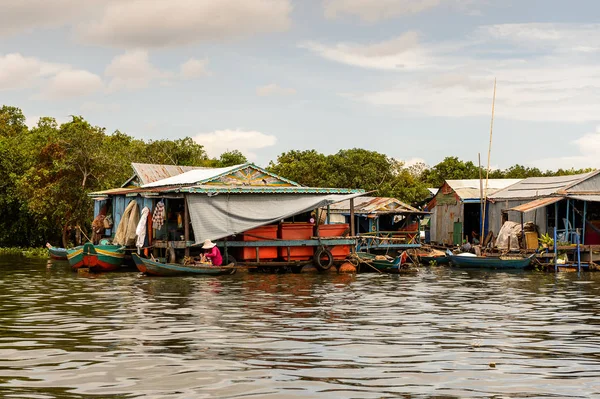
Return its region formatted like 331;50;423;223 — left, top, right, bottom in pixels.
202;239;222;266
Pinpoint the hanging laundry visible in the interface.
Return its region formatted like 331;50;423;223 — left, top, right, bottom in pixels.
136;207;150;254
152;201;165;231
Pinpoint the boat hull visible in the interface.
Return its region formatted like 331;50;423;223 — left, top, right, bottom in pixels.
48;246;69;260
418;255;450;265
448;254;533;269
133;254;236;277
355;252;403;273
67;243;125;272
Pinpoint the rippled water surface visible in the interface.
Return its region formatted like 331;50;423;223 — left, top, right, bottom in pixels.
1;257;600;398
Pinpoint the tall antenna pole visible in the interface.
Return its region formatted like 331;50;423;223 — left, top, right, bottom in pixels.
479;152;484;242
481;78;496;243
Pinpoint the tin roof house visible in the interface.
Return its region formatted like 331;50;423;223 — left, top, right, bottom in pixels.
426;179;522;245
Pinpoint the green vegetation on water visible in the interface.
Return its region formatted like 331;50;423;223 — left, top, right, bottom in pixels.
0;105;594;249
0;247;49;258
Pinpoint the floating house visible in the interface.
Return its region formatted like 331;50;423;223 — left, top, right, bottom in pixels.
91;162;364;269
325;196;428;251
487;171;600;245
426;179;522;245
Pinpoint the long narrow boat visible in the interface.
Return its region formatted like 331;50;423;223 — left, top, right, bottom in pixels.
67;242;126;272
46;243;69;260
448;253;534;269
132;254;236;276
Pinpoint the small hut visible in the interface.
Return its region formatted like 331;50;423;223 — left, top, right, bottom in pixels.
427;179;522;245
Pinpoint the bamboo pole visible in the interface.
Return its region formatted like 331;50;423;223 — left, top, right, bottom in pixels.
479;152;484;242
481;78;497;241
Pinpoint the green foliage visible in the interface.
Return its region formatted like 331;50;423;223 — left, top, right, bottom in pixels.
421;156;480;187
0;105;250;248
218;150;248;167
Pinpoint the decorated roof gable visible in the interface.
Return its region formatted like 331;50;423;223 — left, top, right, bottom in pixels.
201;164;301;187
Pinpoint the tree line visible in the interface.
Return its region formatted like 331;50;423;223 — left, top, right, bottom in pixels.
0;105;593;247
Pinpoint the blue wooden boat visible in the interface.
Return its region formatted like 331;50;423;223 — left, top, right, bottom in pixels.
132;254;236;276
448;253;534;269
46;243;69;260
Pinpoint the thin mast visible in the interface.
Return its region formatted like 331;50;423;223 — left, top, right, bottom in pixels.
481;78;496;243
479;152;484;242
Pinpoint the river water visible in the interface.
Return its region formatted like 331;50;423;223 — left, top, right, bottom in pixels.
1;257;599;398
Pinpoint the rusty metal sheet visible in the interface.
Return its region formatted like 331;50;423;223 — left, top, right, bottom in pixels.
508;196;563;213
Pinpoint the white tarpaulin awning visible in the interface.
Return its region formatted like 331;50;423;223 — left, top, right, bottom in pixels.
187;193;364;243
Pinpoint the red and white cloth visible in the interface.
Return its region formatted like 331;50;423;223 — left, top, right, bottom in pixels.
152;201;165;231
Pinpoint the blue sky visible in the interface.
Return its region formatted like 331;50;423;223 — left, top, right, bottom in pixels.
2;0;599;170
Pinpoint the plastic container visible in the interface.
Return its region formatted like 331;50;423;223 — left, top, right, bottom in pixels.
240;225;278;261
317;223;351;259
279;223;314;260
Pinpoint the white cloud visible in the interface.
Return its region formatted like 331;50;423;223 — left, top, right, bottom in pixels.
482;23;600;53
180;58;209;79
79;0;292;49
193;129;277;160
256;83;296;97
304;24;600;123
37;69;103;99
531;126;600;170
0;0;90;37
0;53;103;100
301;32;433;71
323;0;479;22
0;53;63;90
323;0;442;22
105;50;171;92
403;157;427;167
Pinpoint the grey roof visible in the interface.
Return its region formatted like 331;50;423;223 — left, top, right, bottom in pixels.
489;172;598;200
446;179;522;200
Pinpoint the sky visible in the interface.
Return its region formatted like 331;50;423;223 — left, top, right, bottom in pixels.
2;0;600;170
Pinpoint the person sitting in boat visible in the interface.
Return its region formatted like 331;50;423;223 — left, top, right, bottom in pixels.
201;239;222;266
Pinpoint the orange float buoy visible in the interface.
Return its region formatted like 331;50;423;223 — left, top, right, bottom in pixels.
338;262;357;273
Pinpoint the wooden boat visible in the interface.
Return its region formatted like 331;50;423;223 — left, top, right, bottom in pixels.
448;253;534;269
46;243;69;260
132;254;237;277
66;242;126;272
354;252;414;273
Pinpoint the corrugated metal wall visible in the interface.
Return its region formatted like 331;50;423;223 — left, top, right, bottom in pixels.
432;202;463;245
487;199;548;236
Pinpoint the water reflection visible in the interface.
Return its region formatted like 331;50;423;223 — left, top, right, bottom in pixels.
0;259;599;398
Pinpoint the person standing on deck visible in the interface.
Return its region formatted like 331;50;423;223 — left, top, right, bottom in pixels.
202;239;222;266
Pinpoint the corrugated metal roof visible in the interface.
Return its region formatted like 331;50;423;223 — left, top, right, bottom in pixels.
141;163;303;188
142;164;245;187
130;163;209;186
508;196;564;213
444;179;522;200
446;179;522;190
489;172;595;200
182;185;363;194
568;194;600;202
90;186;183;197
327;196;425;214
91;185;363;196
